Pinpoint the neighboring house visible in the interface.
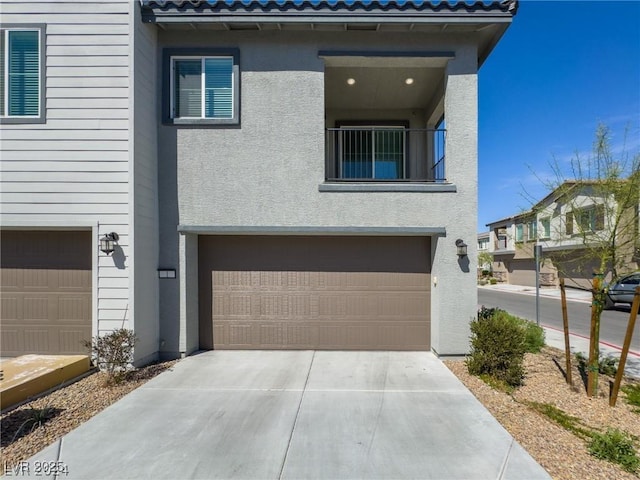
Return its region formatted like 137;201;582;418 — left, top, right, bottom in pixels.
477;232;491;272
487;181;639;289
0;0;517;362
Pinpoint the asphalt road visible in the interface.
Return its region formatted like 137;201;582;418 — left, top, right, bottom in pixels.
478;289;640;352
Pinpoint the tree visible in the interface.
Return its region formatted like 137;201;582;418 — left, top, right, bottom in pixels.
478;251;494;274
531;124;640;395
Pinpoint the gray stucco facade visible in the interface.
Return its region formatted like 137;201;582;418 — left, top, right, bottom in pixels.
149;14;508;356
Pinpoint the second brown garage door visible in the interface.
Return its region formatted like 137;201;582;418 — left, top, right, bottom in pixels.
199;236;430;350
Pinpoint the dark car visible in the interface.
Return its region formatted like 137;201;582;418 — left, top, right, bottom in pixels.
605;272;640;311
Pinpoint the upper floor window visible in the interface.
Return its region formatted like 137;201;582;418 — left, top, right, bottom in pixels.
515;224;524;242
0;26;45;124
527;221;537;241
567;205;604;235
163;48;240;125
540;217;551;239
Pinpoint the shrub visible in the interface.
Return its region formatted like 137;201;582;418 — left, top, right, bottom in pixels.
83;328;137;384
622;383;640;411
588;428;640;473
466;309;526;387
476;306;545;353
574;352;618;377
522;320;545;354
489;278;498;285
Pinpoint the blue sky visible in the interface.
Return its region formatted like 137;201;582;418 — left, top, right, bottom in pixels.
478;0;640;232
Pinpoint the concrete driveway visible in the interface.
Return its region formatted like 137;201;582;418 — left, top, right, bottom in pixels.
25;351;550;479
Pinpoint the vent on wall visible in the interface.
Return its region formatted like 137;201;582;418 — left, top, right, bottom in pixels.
228;23;260;31
345;24;378;31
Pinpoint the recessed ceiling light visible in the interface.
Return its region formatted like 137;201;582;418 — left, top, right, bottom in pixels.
347;78;356;86
405;78;414;85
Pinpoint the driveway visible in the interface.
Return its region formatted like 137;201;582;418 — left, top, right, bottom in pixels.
25;351;549;479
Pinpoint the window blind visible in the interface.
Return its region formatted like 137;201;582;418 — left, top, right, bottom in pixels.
204;57;233;119
7;30;39;116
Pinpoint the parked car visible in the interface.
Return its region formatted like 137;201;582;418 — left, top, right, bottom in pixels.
605;272;640;311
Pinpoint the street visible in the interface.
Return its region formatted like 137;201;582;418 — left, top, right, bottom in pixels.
478;289;640;353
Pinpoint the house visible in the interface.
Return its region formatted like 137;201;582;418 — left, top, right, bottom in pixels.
0;0;518;362
487;181;639;289
477;231;491;273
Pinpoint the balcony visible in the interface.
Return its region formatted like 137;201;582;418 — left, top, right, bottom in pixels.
325;127;446;182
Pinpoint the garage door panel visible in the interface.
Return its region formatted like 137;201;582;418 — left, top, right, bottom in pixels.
0;230;92;356
200;236;431;351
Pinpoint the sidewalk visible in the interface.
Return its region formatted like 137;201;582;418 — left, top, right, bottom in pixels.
481;282;593;303
480;283;640;378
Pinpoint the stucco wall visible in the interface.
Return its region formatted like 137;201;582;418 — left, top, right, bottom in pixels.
156;30;479;356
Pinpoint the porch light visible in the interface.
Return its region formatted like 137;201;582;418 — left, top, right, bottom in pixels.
405;78;414;85
100;232;119;256
455;239;468;257
346;78;356;85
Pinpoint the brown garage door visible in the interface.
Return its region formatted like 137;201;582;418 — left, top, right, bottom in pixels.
508;259;537;287
199;236;430;350
1;230;92;356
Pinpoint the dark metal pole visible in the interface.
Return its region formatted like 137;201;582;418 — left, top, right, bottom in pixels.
535;245;543;327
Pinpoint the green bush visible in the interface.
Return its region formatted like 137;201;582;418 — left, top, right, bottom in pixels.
588;428;640;473
622;383;640;411
83;328;137;385
489;278;498;285
476;307;545;353
466;309;527;387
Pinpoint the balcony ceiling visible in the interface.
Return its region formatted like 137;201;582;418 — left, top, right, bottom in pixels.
325;65;442;111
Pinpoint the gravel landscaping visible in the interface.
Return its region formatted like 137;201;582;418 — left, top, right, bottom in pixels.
445;346;640;480
2;349;639;479
0;360;177;470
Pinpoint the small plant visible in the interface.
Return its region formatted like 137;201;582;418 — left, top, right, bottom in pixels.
466;308;526;387
622;384;640;412
526;402;593;440
489;278;498;285
83;328;137;384
588;428;640;473
12;407;55;442
479;374;515;394
575;352;618;377
522;320;545;354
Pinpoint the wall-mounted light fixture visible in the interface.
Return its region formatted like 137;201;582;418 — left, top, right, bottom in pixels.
455;239;468;257
346;78;356;86
100;232;119;255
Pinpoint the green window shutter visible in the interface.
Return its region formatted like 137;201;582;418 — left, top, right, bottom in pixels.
8;30;39;116
174;59;202;118
204;57;233;119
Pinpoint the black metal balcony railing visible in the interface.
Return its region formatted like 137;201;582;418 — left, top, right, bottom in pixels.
325;127;446;182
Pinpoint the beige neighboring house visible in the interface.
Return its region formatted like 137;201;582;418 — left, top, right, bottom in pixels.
487;181;639;289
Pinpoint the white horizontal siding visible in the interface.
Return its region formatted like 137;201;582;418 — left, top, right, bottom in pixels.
1;130;128;140
0;119;128;130
2;172;129;182
47;56;129;67
1;150;128;160
1;140;128;150
0;1;133;338
48;66;129;77
0;182;127;193
1;193;129;203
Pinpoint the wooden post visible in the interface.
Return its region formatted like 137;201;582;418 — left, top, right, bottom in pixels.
587;275;603;397
559;279;573;385
610;286;640;407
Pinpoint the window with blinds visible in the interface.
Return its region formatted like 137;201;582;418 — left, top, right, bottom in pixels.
0;28;42;120
172;56;234;120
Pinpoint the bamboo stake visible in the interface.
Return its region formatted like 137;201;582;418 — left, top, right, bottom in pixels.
587;275;603;397
559;279;573;385
610;286;640;407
